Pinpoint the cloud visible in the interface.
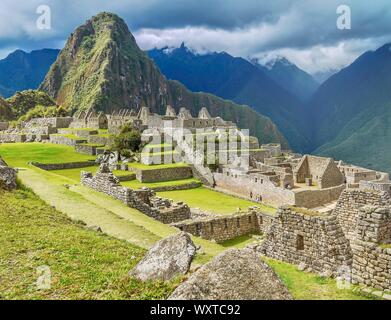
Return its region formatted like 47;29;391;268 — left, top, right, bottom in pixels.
0;0;390;72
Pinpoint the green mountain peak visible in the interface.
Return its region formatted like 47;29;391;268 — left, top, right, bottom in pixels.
39;12;288;147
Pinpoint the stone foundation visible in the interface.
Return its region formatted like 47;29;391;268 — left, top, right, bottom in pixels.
132;166;193;183
351;206;391;291
49;134;87;146
81;164;191;224
0;133;26;143
31;161;96;171
260;207;353;276
173;210;273;243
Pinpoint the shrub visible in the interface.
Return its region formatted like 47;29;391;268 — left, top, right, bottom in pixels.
113;128;141;153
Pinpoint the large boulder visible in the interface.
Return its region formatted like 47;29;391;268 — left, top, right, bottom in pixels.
0;158;17;191
169;249;292;300
130;232;196;281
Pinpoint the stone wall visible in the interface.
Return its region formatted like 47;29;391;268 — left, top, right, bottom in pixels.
81;165;191;224
150;181;202;192
293;184;345;208
87;134;115;146
31;161;96;171
0;122;9;131
0;157;17;190
213;171;296;207
173;209;274;243
333;189;391;242
359;180;391;194
260;207;352;276
132;166;193;183
75;144;100;155
27;117;73;128
351;206;391;291
49;134;87;146
0;133;26;143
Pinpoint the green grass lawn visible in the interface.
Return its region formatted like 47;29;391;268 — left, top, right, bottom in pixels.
0;187;179;300
128;162;189;170
121;178;200;189
0;143;94;167
265;258;380;300
157;187;276;215
51;166;133;183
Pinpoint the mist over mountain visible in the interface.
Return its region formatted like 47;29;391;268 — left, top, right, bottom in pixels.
0;49;59;98
252;57;319;102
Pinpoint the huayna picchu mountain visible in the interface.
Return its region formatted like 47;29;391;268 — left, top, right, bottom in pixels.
39;12;288;147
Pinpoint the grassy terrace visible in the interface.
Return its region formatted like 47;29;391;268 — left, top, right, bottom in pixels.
0;142;380;300
0;143;94;167
0;188;178;299
50;166;133;182
121;178;200;189
158;187;276;215
127;162;189;170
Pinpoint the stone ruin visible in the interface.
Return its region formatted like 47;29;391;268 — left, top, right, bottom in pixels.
0;157;17;191
258;188;391;293
81;163;191;224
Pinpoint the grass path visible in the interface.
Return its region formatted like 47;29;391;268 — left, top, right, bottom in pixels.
0;188;178;299
16;166;224;261
17;168;160;249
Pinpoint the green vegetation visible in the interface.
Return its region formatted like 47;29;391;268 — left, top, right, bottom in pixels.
39;12;287;147
0;97;12;121
158;187;276;215
121;178;200;189
113;124;142;155
50;166;98;181
0;187;179;299
128;162;189;170
0;143;94;167
15;104;69;126
265;258;379;300
221;234;263;249
5;90;57;121
51;166;133;182
1;143;380;300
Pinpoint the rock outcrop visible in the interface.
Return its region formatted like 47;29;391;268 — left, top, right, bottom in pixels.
130;232;196;281
0;157;17;190
169;249;292;300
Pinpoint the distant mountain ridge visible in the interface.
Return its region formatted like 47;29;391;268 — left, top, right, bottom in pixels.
252;57;319;102
148;44;310;151
38;12;288;147
307;43;391;172
0;49;59;98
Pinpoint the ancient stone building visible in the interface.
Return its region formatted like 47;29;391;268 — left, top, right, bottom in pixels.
294;155;344;188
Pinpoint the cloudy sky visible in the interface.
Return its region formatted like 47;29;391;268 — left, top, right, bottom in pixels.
0;0;390;74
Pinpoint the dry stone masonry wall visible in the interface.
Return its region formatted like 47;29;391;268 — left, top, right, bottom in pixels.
173;210;273;243
81;164;191;224
351;206;391;291
260;207;353;276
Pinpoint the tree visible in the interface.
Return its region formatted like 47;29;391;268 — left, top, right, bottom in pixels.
113;127;141;153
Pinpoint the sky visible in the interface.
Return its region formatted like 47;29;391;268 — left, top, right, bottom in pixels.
0;0;390;74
